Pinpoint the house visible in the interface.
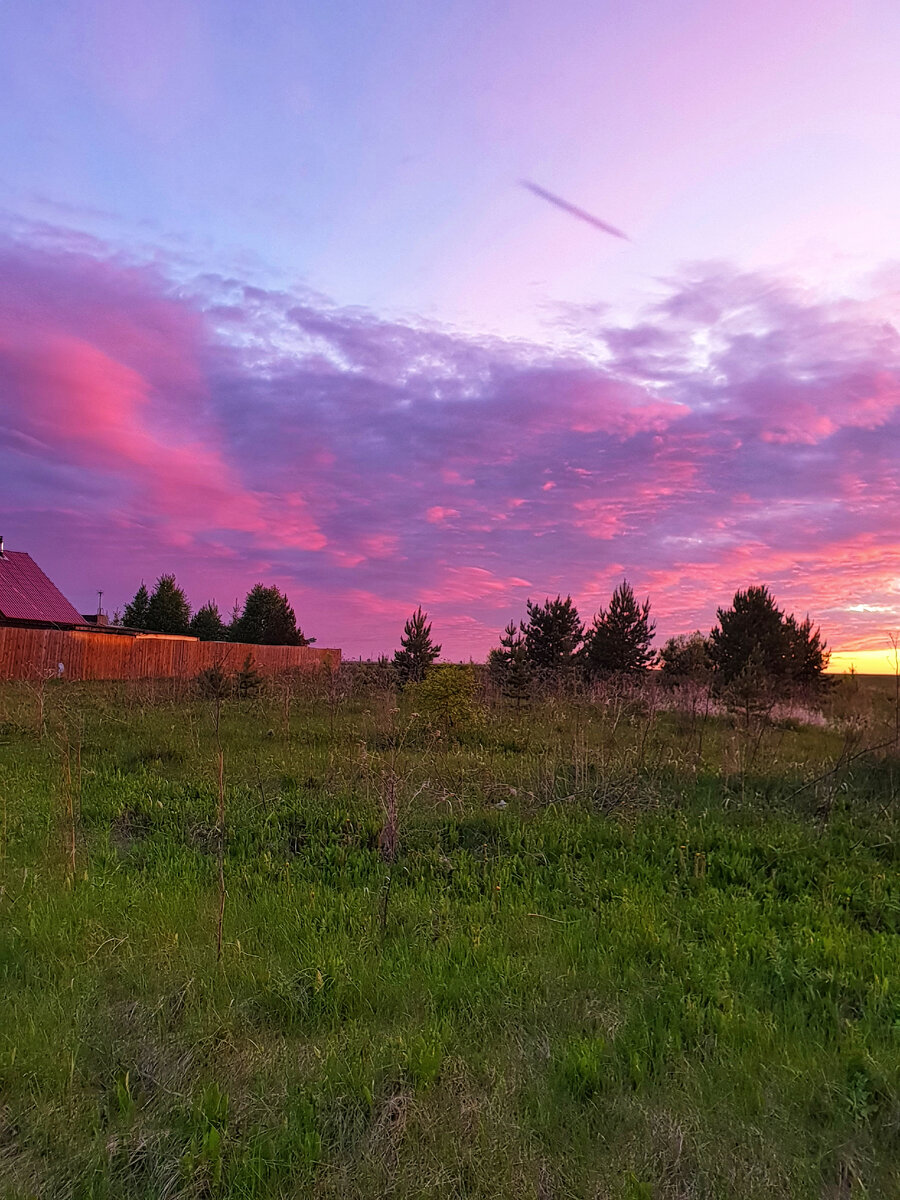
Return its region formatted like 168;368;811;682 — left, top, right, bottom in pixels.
0;536;85;629
0;537;341;681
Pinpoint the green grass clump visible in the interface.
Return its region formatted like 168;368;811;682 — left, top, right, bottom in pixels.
0;675;899;1197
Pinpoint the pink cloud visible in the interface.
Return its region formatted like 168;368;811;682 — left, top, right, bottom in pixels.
3;234;899;659
440;468;475;485
359;533;402;558
572;500;626;540
426;506;461;524
422;566;532;607
0;247;325;555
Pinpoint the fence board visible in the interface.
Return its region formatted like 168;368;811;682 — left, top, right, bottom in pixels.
0;627;340;681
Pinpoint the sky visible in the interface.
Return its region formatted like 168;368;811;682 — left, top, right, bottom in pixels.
2;0;899;669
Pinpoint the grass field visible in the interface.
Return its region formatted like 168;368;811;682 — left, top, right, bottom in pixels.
1;671;899;1198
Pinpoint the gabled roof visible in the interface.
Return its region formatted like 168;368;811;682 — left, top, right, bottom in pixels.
0;551;84;625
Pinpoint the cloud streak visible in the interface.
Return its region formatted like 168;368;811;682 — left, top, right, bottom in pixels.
1;229;898;659
520;180;630;241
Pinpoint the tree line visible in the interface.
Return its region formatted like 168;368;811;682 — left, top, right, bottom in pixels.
391;581;830;696
121;574;830;691
121;576;312;646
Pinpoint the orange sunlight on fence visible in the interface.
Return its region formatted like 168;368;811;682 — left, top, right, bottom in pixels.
0;626;340;681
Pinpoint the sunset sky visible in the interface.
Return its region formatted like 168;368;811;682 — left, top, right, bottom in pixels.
2;1;899;669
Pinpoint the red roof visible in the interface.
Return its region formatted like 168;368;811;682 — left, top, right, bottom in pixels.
0;551;84;625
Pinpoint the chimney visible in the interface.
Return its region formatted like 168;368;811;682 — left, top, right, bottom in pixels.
0;534;4;557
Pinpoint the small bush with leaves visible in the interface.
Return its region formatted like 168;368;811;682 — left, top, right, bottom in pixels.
410;664;478;732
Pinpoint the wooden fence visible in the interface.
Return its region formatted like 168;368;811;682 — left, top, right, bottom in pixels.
0;626;340;682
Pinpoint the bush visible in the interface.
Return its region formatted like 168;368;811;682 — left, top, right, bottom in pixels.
410;664;478;732
659;631;712;683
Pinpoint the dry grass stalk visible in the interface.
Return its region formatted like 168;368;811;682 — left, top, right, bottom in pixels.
59;734;78;879
889;631;900;746
216;747;226;963
377;770;399;941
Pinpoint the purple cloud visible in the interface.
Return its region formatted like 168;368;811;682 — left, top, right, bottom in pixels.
1;229;898;658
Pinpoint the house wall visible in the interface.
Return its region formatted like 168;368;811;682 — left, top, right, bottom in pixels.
0;626;340;681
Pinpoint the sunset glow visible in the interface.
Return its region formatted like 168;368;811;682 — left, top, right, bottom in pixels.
2;1;899;662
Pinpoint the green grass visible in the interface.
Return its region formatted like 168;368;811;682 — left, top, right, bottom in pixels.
0;675;899;1198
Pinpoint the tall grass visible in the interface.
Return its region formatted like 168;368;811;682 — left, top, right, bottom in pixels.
0;671;898;1198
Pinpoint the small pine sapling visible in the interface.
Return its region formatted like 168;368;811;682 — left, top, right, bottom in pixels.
235;654;263;697
393;607;441;686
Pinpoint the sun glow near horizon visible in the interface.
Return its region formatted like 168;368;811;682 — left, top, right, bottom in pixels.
828;647;900;676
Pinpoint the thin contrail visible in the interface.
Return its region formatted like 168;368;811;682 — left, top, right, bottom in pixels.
520;180;630;241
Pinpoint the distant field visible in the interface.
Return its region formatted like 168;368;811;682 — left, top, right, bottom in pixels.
1;673;899;1199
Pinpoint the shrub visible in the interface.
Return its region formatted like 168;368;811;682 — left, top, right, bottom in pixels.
410;664;478;731
659;631;712;683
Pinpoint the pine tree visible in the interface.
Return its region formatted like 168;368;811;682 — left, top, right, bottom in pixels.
393;607;441;686
190;601;228;641
784;614;831;685
708;586;829;689
231;584;311;646
582;580;656;678
123;582;150;629
520;596;583;678
235;653;264;697
144;575;191;635
725;644;776;726
709;586;784;683
488;621;531;705
196;661;231;700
